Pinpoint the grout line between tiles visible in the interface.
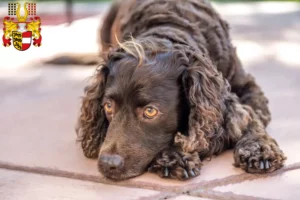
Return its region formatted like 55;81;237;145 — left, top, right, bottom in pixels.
0;160;300;197
136;192;178;200
177;162;300;193
0;161;174;192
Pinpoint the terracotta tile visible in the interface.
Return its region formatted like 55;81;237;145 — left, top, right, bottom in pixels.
0;169;159;200
0;67;98;175
214;169;300;200
266;93;300;166
261;66;300;166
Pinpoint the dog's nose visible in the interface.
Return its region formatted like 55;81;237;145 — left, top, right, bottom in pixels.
99;154;124;170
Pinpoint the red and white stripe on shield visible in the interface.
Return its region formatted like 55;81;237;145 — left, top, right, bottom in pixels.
22;31;32;51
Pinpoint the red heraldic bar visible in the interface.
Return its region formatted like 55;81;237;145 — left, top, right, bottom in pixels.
22;31;32;51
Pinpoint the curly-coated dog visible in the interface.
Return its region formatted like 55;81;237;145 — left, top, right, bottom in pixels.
75;0;286;180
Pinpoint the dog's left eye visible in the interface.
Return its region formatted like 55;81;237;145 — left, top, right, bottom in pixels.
143;107;158;119
104;102;113;114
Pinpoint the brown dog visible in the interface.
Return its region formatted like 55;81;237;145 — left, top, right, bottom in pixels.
70;0;286;180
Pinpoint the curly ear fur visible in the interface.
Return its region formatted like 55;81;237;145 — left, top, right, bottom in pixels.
175;53;227;156
76;65;109;158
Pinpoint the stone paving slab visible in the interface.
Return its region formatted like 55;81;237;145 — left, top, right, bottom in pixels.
0;2;300;200
214;169;300;200
0;169;159;200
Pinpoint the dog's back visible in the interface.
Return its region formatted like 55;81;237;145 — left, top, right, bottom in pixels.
101;0;236;79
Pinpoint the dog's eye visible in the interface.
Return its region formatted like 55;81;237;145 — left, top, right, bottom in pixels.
143;107;158;119
104;102;113;114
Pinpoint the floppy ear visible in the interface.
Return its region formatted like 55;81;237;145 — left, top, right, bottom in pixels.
76;65;109;158
175;54;226;156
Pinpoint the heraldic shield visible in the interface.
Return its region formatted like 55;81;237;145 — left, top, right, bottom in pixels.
12;31;32;51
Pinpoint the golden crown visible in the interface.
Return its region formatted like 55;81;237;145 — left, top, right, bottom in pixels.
16;2;29;23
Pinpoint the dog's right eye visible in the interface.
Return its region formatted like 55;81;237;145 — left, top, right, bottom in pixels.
143;106;158;119
104;102;113;115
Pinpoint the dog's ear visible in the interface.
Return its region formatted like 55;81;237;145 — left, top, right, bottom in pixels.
76;65;109;158
175;54;225;155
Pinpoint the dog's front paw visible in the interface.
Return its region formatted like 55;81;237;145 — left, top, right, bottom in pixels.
148;149;202;180
234;137;286;173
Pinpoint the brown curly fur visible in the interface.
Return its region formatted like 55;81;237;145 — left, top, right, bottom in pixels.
76;0;286;180
76;65;109;158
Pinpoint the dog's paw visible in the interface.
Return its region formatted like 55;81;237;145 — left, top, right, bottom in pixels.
234;137;286;173
148;149;202;180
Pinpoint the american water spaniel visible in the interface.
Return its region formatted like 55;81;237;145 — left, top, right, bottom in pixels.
75;0;286;180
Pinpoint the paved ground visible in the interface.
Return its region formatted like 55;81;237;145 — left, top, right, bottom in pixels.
1;2;300;200
0;2;109;25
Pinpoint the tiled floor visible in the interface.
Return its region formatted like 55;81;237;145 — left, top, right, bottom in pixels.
1;2;300;200
0;169;159;200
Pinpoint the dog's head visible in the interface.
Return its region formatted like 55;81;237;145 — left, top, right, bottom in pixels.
76;38;224;180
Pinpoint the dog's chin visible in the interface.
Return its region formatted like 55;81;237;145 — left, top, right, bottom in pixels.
98;165;145;181
98;167;145;181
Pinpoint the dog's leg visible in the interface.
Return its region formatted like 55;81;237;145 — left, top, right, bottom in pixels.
234;127;286;173
148;146;202;180
229;49;271;127
223;95;286;173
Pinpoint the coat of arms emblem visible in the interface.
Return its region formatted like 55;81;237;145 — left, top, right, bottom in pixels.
2;2;42;51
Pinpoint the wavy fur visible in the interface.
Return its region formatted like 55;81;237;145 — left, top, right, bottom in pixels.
76;0;285;180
